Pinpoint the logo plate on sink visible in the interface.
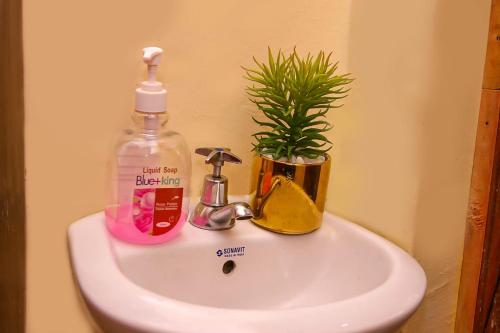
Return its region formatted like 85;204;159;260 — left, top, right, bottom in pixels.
216;246;246;258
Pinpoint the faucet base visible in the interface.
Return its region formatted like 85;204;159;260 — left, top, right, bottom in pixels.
188;203;235;230
188;201;254;231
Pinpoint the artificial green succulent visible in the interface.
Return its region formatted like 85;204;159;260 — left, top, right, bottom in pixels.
244;48;353;161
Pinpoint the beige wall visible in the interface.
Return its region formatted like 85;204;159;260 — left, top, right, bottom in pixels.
24;1;490;332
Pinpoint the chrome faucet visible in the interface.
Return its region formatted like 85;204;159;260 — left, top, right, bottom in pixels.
189;148;253;230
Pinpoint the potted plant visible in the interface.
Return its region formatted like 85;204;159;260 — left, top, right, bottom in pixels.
244;48;353;234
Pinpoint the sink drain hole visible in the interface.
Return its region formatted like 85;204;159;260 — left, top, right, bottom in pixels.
222;260;236;274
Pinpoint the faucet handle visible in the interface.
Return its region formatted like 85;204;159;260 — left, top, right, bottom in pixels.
195;147;241;165
195;147;242;178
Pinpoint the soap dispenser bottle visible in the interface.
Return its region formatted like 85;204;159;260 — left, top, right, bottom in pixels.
105;46;191;245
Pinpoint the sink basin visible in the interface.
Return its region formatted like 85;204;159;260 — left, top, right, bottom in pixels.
68;198;426;333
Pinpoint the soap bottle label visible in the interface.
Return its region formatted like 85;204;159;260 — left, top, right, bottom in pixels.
132;166;183;236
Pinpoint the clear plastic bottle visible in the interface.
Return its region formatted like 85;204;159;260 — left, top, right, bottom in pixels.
105;47;191;244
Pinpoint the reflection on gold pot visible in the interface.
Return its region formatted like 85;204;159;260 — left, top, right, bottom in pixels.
250;154;331;234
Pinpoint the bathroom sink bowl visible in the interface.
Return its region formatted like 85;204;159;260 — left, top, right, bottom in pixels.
68;199;426;333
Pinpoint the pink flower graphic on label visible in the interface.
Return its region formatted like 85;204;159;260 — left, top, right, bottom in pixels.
132;188;155;233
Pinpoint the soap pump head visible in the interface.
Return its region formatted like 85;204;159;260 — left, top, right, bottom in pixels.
135;46;167;113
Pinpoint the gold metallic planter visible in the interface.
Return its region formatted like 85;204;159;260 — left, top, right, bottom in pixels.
250;154;331;234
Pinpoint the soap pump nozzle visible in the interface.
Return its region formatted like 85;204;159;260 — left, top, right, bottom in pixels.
135;46;167;113
143;47;162;83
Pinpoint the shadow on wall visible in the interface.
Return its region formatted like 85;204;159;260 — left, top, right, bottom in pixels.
410;0;488;331
348;0;488;332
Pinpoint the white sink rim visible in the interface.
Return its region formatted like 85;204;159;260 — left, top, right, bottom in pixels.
68;207;426;333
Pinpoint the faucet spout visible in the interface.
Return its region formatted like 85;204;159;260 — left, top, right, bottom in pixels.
231;202;253;220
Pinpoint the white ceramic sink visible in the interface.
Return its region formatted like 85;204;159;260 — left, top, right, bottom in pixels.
68;198;426;333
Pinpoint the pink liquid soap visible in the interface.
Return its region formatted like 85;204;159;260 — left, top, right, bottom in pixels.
105;203;188;245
